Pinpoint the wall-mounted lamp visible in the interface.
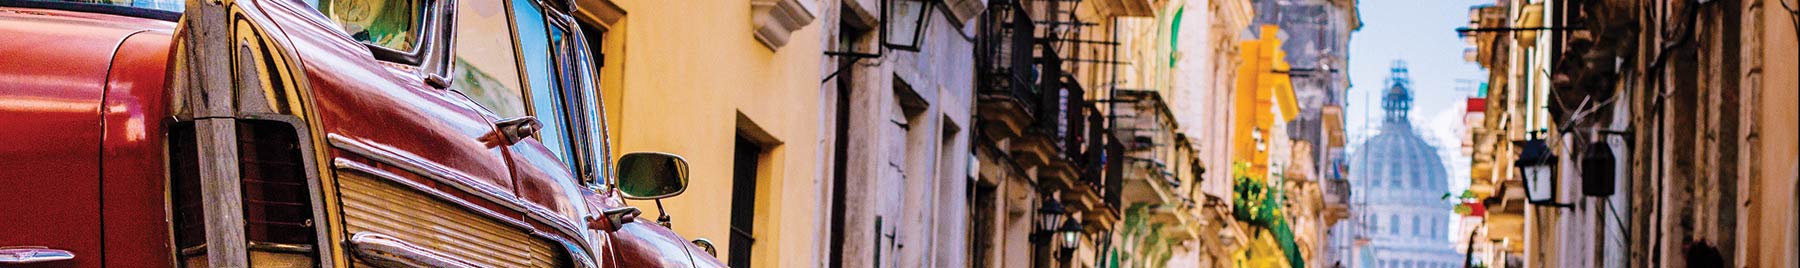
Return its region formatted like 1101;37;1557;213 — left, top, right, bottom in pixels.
883;0;934;51
1579;139;1616;197
1513;139;1571;208
1056;216;1082;262
1033;197;1067;244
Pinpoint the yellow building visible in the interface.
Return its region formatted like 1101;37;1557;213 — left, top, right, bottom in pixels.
1231;25;1299;180
584;0;826;267
1229;24;1302;268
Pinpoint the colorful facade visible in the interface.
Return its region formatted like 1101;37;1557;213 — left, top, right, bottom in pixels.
1228;24;1304;268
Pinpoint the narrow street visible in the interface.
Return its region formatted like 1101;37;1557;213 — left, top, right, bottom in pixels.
0;0;1793;267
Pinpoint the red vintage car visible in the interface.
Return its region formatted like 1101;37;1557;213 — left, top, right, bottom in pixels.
0;0;722;267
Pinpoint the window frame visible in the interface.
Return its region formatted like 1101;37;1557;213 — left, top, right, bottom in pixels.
306;0;455;82
564;21;613;189
436;0;612;188
502;0;613;189
543;11;611;189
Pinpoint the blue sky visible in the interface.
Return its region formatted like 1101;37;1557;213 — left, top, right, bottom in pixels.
1345;0;1490;137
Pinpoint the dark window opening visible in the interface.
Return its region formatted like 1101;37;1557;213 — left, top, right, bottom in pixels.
730;135;765;268
970;180;997;268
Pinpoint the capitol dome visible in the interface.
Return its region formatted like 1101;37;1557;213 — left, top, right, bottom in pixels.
1346;62;1461;268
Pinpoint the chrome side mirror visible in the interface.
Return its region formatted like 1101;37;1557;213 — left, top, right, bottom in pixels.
615;152;689;200
690;238;717;257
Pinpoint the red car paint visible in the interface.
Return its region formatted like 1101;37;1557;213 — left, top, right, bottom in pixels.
0;8;175;268
0;1;721;267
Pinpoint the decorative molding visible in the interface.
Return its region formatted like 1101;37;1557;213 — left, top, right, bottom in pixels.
751;0;818;50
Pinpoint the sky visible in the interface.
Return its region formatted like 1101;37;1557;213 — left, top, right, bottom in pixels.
1344;0;1493;241
1345;0;1489;138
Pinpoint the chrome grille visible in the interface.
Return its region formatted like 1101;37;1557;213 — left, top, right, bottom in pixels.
336;169;566;267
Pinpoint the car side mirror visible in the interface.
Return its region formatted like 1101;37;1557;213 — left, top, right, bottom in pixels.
690;238;718;257
615;152;689;200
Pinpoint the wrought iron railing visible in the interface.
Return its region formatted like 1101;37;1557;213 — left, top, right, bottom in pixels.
979;0;1115;210
1324;178;1351;206
976;0;1040;112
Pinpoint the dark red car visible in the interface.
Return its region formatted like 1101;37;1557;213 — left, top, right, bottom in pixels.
0;0;722;267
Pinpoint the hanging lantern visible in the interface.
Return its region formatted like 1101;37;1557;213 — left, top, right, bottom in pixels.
882;0;933;51
1035;197;1067;243
1580;140;1616;197
1056;216;1082;261
1512;139;1560;206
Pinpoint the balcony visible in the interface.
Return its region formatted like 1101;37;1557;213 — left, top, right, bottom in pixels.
1486;180;1526;247
1111;89;1199;236
1322;178;1350;226
976;0;1120;221
975;1;1040;140
1044;90;1116;212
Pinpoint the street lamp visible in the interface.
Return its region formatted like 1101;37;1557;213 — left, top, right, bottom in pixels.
1579;139;1616;197
1512;138;1569;208
882;0;933;51
1031;197;1067;268
1036;198;1067;241
1056;216;1083;262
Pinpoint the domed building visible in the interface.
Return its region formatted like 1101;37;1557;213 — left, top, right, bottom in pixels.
1347;62;1461;268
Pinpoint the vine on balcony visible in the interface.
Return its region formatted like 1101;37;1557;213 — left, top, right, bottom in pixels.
1230;162;1305;267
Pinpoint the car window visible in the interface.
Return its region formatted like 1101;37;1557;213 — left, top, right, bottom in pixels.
315;0;424;52
552;22;611;186
571;31;610;185
514;0;575;167
447;0;528;118
517;1;615;186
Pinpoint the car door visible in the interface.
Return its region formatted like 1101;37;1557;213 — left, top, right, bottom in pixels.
435;0;612;266
498;2;689;267
253;0;579;266
498;5;605;259
500;3;726;267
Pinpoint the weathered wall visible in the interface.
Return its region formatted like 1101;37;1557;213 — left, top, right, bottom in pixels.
820;1;977;267
1738;0;1798;266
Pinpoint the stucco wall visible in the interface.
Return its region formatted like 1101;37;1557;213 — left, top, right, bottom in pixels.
596;0;826;267
821;2;977;267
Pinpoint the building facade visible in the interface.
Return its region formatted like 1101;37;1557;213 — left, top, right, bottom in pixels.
1460;0;1798;266
966;0;1141;266
814;0;982;267
581;0;1379;267
587;0;828;267
1227;24;1305;268
1243;0;1361;266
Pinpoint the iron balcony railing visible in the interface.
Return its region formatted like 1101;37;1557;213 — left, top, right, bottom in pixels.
976;0;1040;112
979;0;1117;209
1324;178;1351;206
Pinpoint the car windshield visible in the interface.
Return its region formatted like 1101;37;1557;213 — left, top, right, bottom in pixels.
40;0;184;13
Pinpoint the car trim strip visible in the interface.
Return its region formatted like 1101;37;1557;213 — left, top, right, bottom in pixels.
0;246;76;264
326;134;594;262
332;158;536;230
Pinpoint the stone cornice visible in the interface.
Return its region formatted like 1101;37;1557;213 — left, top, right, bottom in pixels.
751;0;817;50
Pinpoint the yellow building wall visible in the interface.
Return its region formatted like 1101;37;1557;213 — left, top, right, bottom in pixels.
1228;24;1303;268
595;1;823;267
1231;24;1299;180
